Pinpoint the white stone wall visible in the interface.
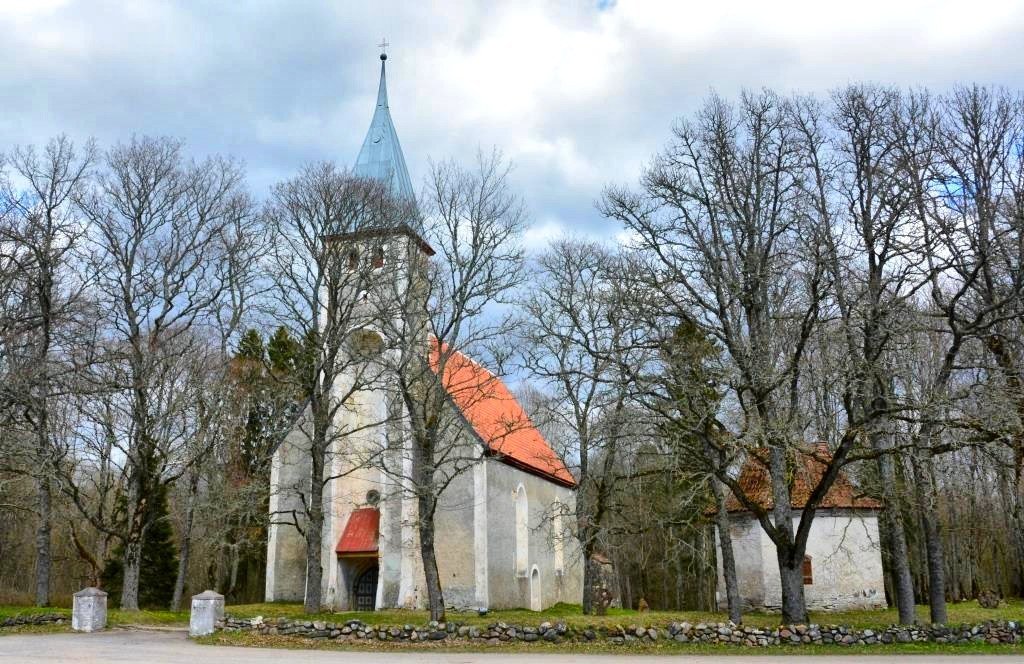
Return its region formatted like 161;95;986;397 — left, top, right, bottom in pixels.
715;516;764;611
265;408;313;602
484;458;583;610
716;510;884;614
791;511;886;611
718;510;886;613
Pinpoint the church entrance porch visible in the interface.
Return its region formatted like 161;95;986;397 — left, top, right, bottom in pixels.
334;507;382;610
336;556;379;611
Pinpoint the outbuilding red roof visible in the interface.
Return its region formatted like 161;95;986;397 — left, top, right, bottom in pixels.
429;340;575;487
335;507;380;555
724;444;881;513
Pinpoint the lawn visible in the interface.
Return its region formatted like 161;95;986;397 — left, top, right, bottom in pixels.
2;598;1022;632
222;599;1024;630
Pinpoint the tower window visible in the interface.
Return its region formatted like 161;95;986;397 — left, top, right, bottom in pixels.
802;555;813;585
371;245;385;269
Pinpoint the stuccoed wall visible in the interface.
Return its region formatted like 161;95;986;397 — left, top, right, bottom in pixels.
762;511;885;612
265;407;313;603
432;454;479;609
715;517;764;611
720;510;886;613
484;458;583;610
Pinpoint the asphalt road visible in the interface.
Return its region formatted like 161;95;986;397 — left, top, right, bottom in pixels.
2;629;1024;663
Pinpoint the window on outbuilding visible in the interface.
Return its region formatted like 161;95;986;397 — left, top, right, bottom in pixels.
515;485;528;576
802;555;813;585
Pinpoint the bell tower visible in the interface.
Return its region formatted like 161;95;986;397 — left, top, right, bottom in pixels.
319;47;431;610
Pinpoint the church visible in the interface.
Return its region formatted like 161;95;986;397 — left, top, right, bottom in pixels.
264;52;583;613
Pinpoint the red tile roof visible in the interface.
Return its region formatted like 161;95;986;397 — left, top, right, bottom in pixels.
724;444;881;513
429;340;576;487
335;507;380;555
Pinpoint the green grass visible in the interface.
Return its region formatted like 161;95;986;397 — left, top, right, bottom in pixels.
107;608;189;626
199;629;1024;655
223;599;1024;630
3;598;1022;636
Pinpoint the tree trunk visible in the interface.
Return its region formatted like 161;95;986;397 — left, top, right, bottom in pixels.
876;449;916;624
417;500;446;621
34;472;52;606
121;539;142;610
778;549;808;624
711;477;742;623
768;444;808;624
912;447;947;624
580;533;595;615
303;471;324;613
170;473;199;611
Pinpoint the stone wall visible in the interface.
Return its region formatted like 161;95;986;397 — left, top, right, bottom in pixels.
215;615;1023;647
0;613;67;629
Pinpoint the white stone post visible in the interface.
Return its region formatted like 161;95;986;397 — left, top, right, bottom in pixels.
72;587;107;632
189;590;225;637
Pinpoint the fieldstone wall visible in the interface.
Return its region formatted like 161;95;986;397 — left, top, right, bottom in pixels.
215;615;1023;647
0;613;67;629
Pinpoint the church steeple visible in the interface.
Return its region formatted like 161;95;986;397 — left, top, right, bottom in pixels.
353;51;415;201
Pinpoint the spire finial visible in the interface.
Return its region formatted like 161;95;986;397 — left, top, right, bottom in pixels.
378;38;389;61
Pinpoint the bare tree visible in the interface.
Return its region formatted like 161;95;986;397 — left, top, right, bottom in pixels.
602;91;871;624
788;86;933;624
517;238;649;615
899;86;1024;623
264;163;411;613
66;136;252;610
0;136;95;606
373;150;526;621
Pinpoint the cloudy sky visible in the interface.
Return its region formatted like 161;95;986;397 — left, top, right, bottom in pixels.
3;0;1024;244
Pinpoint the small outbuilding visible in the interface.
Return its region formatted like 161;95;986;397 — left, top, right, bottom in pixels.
714;445;887;613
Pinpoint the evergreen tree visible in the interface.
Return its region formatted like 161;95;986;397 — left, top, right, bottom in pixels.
236;328;265;361
267;326;299;374
101;483;179;609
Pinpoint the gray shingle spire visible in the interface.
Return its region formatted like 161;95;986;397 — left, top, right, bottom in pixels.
353;53;415;201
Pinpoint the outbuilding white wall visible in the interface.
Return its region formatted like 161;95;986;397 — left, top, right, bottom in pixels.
716;510;886;613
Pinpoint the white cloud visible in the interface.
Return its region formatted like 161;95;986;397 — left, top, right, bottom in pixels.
1;0;1022;245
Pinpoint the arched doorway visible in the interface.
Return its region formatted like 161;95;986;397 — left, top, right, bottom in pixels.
354;566;378;612
530;566;542;611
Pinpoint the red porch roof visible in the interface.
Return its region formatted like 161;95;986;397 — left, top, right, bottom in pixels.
335;507;380;556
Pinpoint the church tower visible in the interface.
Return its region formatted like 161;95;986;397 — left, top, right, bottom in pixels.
266;49;431;611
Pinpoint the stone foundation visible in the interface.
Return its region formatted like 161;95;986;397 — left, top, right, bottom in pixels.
214;615;1023;647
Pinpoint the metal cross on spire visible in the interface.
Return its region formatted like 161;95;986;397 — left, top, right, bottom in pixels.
378;38;389;56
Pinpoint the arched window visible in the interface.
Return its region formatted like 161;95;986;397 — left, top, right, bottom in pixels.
346;249;359;271
802;555;813;585
371;244;385;269
515;484;528;576
552;502;564;575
